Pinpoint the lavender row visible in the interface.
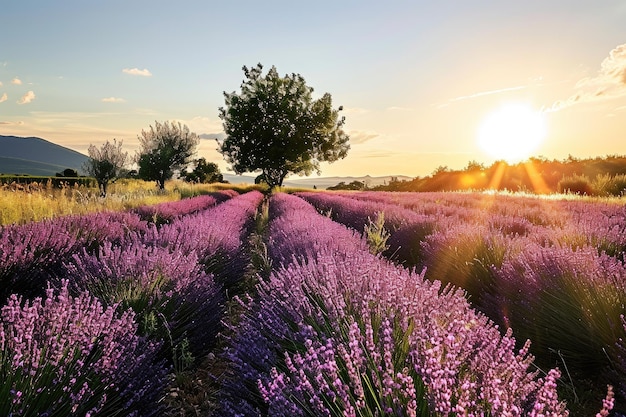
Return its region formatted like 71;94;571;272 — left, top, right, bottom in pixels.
63;190;264;358
143;190;264;286
0;191;264;415
298;190;626;412
0;210;150;300
219;193;568;416
296;191;430;233
338;190;626;257
133;190;238;224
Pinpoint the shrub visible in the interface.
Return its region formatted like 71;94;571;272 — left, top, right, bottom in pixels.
557;174;595;195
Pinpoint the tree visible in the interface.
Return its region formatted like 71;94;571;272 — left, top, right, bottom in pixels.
218;64;350;189
136;121;199;190
183;158;224;183
83;139;128;197
56;168;79;177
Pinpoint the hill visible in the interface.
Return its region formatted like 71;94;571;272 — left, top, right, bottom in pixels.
0;135;89;176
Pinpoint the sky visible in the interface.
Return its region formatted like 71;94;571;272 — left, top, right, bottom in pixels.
1;0;626;179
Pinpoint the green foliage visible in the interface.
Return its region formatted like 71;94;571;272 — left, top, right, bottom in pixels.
0;343;107;416
425;232;509;307
86;272;201;366
173;338;195;374
558;174;595;195
249;199;273;281
218;63;350;189
592;173;626;196
327;180;367;191
83;138;128;196
56;168;79;177
136;121;199;190
364;212;391;255
183;158;224;184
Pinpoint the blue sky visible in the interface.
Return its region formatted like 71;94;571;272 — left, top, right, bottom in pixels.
1;1;626;178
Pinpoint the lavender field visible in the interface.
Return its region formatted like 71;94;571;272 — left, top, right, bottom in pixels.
1;189;624;416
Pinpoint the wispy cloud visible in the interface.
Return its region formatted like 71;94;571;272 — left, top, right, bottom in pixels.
438;85;527;108
348;130;379;144
17;91;35;104
362;150;396;159
343;107;370;115
0;121;24;125
101;97;126;103
387;106;418;112
11;77;22;85
0;93;7;103
0;81;3;87
546;43;626;112
122;68;152;77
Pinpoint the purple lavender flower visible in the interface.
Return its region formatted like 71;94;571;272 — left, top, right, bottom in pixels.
133;194;220;224
63;238;223;360
220;193;568;416
0;281;168;416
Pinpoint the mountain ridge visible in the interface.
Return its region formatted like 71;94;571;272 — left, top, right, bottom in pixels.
0;135;89;175
0;135;411;189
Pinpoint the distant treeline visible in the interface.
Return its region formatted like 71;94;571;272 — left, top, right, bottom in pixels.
0;174;97;188
330;155;626;196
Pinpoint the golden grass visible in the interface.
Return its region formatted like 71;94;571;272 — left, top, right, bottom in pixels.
0;179;181;226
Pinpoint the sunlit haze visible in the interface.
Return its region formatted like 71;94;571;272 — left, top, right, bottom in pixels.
477;103;547;163
1;1;626;179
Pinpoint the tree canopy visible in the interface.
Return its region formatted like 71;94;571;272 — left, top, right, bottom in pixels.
218;64;350;189
183;158;224;184
83;138;128;196
136;121;199;190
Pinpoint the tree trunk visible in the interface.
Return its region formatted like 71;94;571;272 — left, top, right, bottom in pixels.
99;181;108;197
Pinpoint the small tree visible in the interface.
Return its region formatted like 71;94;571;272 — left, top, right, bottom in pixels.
136;121;199;190
56;168;79;177
84;139;128;197
183;158;224;183
218;64;350;189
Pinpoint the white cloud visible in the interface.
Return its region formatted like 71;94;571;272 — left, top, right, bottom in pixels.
102;97;126;103
547;43;626;112
0;93;7;103
11;77;22;85
17;91;35;104
122;68;152;77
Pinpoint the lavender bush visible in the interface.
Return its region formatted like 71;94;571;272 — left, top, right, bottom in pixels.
146;190;264;286
0;281;168;416
0;220;78;300
133;194;220;224
63;239;223;363
0;211;148;300
485;244;626;382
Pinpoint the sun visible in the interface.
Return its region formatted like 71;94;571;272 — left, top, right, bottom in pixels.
477;103;547;163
